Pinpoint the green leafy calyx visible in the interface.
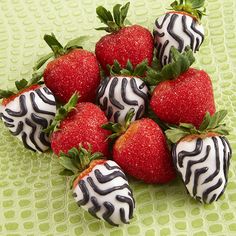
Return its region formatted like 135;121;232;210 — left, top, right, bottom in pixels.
0;72;43;99
33;33;88;70
102;108;135;140
108;59;148;77
44;93;79;135
144;47;195;86
96;2;131;33
170;0;206;21
165;110;229;144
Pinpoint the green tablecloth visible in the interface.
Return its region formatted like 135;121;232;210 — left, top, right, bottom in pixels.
0;0;235;235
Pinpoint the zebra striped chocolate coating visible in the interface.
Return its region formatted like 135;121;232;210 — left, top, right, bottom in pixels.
73;160;135;226
172;136;232;204
0;86;56;152
153;13;204;66
96;76;148;124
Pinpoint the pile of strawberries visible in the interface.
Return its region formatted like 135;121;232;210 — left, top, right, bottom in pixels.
0;0;232;227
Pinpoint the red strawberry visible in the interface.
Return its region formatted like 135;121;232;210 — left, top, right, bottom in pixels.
34;34;100;103
95;2;154;74
46;94;110;157
103;113;176;184
148;47;215;128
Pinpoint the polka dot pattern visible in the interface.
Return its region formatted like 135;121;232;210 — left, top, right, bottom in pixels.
0;0;236;235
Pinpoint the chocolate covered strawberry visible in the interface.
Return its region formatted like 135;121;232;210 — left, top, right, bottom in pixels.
0;73;56;152
149;47;215;128
34;34;100;103
166;110;232;204
46;93;110;157
96;60;149;124
153;0;205;66
95;2;154;74
103;111;176;183
59;146;135;226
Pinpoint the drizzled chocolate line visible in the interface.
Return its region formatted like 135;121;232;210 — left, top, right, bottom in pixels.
94;169;127;183
167;14;184;52
109;77;124;110
31;113;49;129
77;180;90;205
114;111;121;123
21;131;36;152
153;30;164;37
116;195;134;219
35;89;56;105
202;178;223;203
191;20;204;46
203;137;220;184
156;43;162;59
182;15;195;49
107;106;113;120
43;87;53;95
87;176;131;195
102;202;117;226
25;118;43;152
88;196;101;219
1;114;14;122
4;122;14;128
10;121;23;136
5;95;27;117
160;40;169;66
184;145;211;185
155;13;170;29
139;82;146;90
39;132;50;146
192;167;208;197
220;136;229;184
104;162;122;171
135;105;144;120
121;78;138;106
96;77;110;104
119;208;127;224
30;92;56;116
178;138;203;168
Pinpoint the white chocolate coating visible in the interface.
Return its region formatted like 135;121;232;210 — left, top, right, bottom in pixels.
96;76;148;125
153;12;204;66
73;160;135;226
172;136;232;204
0;86;56;152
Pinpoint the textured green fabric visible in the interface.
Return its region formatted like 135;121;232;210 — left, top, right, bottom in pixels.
0;0;236;235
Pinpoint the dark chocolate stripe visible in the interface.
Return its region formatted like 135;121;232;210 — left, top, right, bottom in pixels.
104;162;122;171
10;121;23;136
135;105;144;120
160;40;169;66
116;195;134;219
87;176;131;195
153;30;164;37
1;114;14;122
88;196;101;219
139;82;146;90
35;89;56;105
43;87;53;95
5;95;27;117
0;112;3;119
30;92;56;116
184;145;211;185
178;138;203;168
31;113;48;129
102;202;117;226
203;137;220;184
156;42;162;59
182;15;195;49
114;111;120;123
195;38;200;52
96;77;110;104
77;180;89;206
107;106;113;120
167;14;184;51
223;136;232;156
220;136;229;183
109;77;124;110
4;122;15;128
164;55;168;65
94;169;127;183
191;19;204;44
21;131;36;152
72;192;77;198
121;78;138;106
39;132;50;147
155;13;170;29
130;78;148;109
101;97;108;111
192;167;208;197
25;118;43;152
202;178;223;203
119;208;127;224
209;194;217;204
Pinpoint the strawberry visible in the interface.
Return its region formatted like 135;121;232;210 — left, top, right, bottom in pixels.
34;34;100;103
153;0;205;66
96;60;149;125
46;94;110;157
103;111;176;183
0;73;56;152
165;110;232;203
148;47;215;128
59;145;135;226
95;2;154;74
